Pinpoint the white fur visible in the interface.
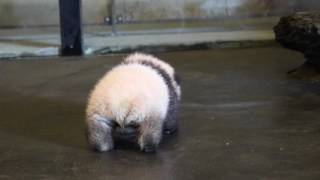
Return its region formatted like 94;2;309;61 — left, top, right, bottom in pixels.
86;63;169;128
86;53;181;152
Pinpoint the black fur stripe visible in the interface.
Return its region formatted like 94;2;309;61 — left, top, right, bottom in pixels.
122;60;180;128
123;60;178;101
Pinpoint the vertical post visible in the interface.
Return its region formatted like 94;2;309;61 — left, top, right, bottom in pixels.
59;0;83;56
225;0;229;17
107;0;117;35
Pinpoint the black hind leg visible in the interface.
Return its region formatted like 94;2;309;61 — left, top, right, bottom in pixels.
163;117;178;135
138;118;163;153
86;114;115;152
163;104;179;135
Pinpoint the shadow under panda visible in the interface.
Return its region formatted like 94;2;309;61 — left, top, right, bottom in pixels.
86;53;181;153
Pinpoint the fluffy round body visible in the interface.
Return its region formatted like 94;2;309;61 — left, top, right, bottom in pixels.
86;53;181;153
87;64;169;127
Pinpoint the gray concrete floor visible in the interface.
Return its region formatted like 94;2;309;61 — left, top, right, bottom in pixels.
1;47;320;180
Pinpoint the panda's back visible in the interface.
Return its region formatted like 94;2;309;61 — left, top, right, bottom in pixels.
87;64;169;125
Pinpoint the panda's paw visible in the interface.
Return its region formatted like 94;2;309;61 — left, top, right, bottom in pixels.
91;142;114;152
142;143;157;153
139;136;158;153
164;130;173;135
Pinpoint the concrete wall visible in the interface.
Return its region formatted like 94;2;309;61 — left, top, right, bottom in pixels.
115;0;320;20
0;0;59;27
1;0;320;27
0;0;107;27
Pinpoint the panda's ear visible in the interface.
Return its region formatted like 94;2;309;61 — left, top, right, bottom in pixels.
174;73;181;85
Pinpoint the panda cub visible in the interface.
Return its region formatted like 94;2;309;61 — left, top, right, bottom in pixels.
86;53;181;153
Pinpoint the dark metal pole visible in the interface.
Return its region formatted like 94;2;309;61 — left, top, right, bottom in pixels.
59;0;83;56
107;0;117;35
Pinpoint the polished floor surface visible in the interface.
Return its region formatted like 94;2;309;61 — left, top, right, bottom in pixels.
1;47;320;180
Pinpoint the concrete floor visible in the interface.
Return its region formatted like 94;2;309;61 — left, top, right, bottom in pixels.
1;47;320;179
